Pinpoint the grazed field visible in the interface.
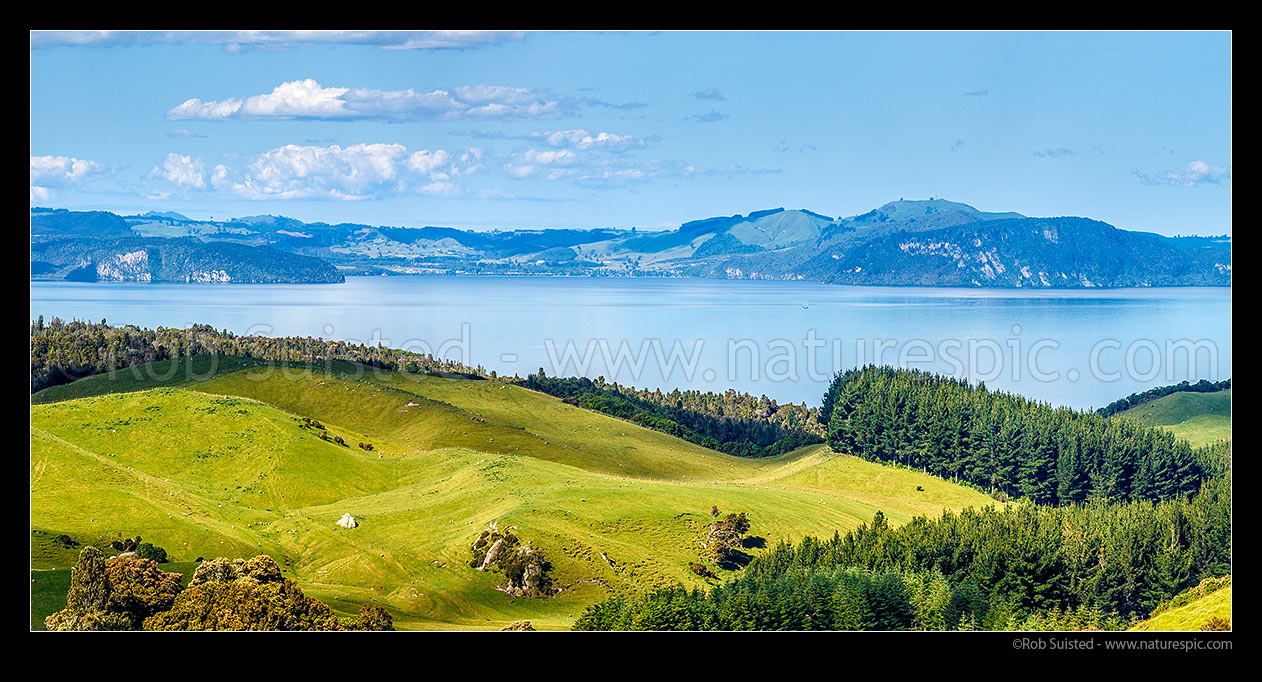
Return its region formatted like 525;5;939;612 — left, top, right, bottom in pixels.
32;355;266;405
1119;389;1231;447
31;359;996;629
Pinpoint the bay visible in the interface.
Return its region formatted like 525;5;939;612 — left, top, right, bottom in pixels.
29;276;1231;410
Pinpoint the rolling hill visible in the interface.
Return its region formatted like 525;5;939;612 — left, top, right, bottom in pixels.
30;358;997;629
1119;389;1231;447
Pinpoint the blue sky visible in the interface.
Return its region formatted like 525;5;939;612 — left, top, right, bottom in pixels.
29;30;1232;235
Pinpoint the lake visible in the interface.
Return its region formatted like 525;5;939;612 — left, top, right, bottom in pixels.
30;276;1231;410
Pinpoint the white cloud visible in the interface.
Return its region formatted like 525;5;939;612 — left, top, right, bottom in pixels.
31;30;524;52
532;129;646;152
221;143;408;199
30;155;109;185
502;148;775;188
167;79;575;122
406;149;452;175
505;149;581;179
131;133;773;200
149;153;207;190
417;180;461;197
168;97;245;120
1134;160;1231;187
30;154;111;200
241;79;350;118
152;143;480;201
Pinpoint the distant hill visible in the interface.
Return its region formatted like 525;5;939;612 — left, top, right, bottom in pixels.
30;236;344;284
30;199;1232;288
138;210;191;221
676;201;1229;287
776;216;1231;287
31;210;134;238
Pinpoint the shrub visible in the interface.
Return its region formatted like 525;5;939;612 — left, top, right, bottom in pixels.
45;547;180;631
110;535;141;553
147;555;344;631
136;542;168;563
356;604;394;631
1201;616;1231;631
103;556;183;628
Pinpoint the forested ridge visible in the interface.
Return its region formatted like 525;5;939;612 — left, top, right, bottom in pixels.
29;317;489;393
574;475;1231;630
821;366;1221;505
523;371;823;458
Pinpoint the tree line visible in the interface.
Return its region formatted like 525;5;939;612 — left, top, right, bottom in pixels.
574;475;1230;630
821;366;1223;505
523;371;823;458
30;317;490;393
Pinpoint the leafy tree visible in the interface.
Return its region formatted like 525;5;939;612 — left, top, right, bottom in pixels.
136;542;168;563
705;512;752;566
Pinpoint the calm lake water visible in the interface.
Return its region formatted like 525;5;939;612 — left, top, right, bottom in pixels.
30;276;1231;410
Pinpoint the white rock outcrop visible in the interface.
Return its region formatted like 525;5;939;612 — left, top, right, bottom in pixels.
479;538;505;570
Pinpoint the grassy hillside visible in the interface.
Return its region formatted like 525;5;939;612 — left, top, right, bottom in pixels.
1131;577;1231;632
1119;389;1231;447
31;355;266;405
31;359;996;630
